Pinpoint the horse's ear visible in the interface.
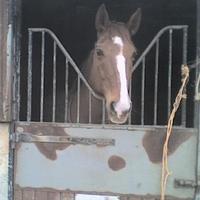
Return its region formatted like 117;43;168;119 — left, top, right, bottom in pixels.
95;4;110;33
127;8;142;36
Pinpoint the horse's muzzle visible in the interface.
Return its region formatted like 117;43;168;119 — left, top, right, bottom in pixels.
109;101;132;124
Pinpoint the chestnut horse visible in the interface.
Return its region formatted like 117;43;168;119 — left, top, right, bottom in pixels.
62;4;141;124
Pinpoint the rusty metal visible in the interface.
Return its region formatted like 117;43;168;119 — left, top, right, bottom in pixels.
12;132;115;146
174;179;196;188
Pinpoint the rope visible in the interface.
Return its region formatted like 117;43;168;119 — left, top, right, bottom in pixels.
160;65;189;200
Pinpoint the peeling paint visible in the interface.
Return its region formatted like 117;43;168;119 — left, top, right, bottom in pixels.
142;129;193;163
108;155;126;171
14;123;196;198
17;125;71;160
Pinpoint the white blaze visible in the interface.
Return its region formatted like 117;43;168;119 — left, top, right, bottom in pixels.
112;36;131;117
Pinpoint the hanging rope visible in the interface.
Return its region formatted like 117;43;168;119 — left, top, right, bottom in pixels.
160;65;189;200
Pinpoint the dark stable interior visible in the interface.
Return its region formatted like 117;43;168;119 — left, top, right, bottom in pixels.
19;0;196;126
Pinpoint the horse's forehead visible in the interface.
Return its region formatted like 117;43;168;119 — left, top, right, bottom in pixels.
97;34;134;51
112;36;123;47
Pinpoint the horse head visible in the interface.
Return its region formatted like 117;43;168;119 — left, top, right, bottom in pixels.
90;4;141;124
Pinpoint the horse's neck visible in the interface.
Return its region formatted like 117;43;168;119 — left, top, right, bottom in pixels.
69;52;103;123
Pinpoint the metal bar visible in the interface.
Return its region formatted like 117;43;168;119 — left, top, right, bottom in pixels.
132;25;188;72
15;49;21;121
181;27;188;127
52;41;57;122
77;76;80;123
40;31;45;122
64;59;69;122
15;121;198;132
14;132;115;146
102;99;106;124
154;39;159;125
14;17;22;121
16;52;21;121
195;0;200;196
168;29;173;118
89;91;92;123
27;30;32;122
128;74;132;125
28;28;103;101
141;58;145;125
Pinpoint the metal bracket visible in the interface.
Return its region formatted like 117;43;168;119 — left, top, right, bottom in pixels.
11;132;115;147
174;179;196;188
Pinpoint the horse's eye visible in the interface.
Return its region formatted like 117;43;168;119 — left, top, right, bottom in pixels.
96;49;104;57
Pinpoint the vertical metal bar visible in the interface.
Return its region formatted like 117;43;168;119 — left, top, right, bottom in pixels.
40;31;45;122
128;75;132;125
89;91;92;123
64;59;69;122
154;39;159;125
27;30;32;122
16;49;21;121
52;41;57;122
102;99;106;124
168;29;173;118
15;19;22;121
77;76;80;123
194;2;200;198
141;58;145;125
181;27;188;127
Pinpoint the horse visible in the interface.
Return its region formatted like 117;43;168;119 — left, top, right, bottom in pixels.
54;4;141;124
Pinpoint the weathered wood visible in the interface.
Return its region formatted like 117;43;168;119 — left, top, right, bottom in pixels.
22;189;35;200
47;192;60;200
14;188;75;200
35;190;48;200
15;189;22;200
61;192;75;200
0;0;12;121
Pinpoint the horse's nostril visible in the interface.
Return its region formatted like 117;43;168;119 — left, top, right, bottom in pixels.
129;101;132;112
110;101;132;115
110;101;117;113
122;109;130;116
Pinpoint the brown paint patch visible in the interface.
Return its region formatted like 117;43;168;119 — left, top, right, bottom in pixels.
142;129;193;163
17;124;71;160
108;155;126;171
